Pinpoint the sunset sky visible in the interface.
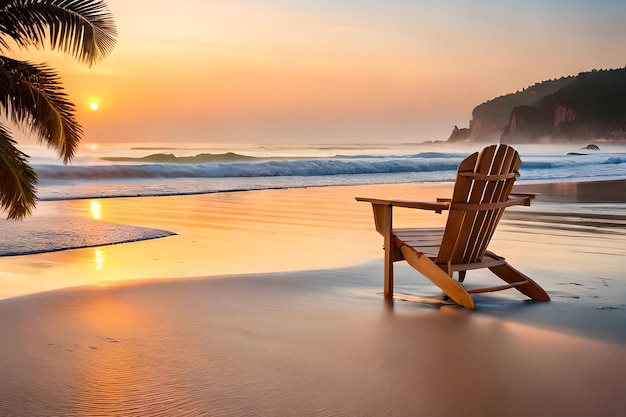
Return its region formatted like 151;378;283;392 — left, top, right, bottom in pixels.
14;0;626;146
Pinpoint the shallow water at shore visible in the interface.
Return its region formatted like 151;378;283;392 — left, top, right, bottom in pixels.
1;181;626;300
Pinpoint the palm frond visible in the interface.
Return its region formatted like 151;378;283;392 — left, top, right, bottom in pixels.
0;56;81;162
0;122;37;219
0;0;117;65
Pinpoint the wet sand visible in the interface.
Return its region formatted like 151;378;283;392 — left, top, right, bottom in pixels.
1;181;625;416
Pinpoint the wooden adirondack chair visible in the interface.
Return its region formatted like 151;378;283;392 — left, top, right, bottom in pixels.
356;144;550;309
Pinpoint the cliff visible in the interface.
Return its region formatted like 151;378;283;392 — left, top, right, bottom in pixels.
502;68;626;143
449;67;626;144
448;76;575;143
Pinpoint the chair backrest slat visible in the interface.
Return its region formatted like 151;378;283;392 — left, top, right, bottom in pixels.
436;144;522;267
467;146;514;261
436;152;479;262
471;146;520;261
451;145;496;264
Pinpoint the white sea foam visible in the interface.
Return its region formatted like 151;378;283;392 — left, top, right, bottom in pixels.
31;147;626;201
0;216;175;257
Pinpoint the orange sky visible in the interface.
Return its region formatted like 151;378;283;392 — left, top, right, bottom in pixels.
12;0;626;146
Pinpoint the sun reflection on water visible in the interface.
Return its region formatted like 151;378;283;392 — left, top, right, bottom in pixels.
90;201;102;220
94;248;106;270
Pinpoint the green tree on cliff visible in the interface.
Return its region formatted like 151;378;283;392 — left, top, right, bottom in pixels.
0;0;116;219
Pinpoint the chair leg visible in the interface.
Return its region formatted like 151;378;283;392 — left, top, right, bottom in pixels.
489;263;550;301
458;271;467;283
383;243;394;300
382;205;394;300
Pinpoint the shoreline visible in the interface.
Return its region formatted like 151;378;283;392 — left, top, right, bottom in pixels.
1;178;626;301
1;179;625;415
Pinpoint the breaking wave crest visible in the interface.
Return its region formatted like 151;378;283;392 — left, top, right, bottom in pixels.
36;158;462;180
35;152;626;181
29;150;626;201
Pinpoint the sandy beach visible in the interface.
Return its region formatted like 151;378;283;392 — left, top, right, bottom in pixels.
1;181;625;416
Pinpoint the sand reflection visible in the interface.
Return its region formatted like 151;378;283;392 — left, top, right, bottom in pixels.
2;274;623;416
66;295;206;415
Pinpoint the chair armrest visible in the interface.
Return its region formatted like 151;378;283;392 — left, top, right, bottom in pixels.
355;197;450;213
356;196;448;236
509;193;536;206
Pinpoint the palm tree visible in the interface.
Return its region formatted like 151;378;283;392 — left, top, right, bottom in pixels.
0;0;116;220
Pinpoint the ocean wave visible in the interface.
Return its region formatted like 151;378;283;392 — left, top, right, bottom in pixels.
29;151;626;202
604;157;626;164
523;155;626;170
36;158;462;181
36;153;626;181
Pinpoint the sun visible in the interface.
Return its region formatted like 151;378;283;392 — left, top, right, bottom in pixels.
90;102;100;111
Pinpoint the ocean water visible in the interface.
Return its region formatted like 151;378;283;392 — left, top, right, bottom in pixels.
4;141;626;256
26;142;626;200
